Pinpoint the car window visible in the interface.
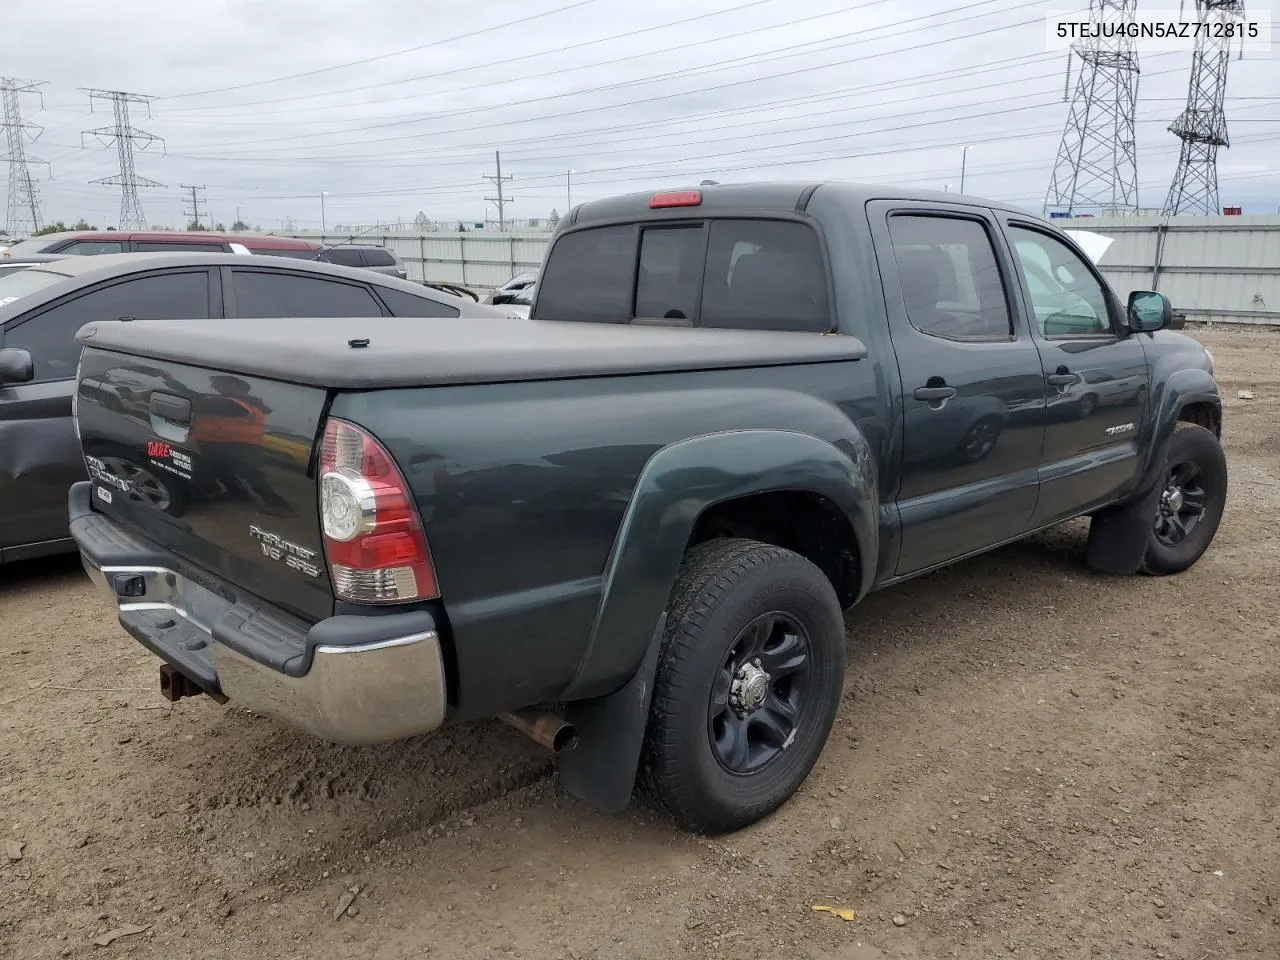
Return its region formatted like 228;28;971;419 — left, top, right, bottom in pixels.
3;271;210;382
320;248;365;267
373;286;459;318
56;240;125;255
134;240;227;253
1008;226;1112;337
699;219;831;332
231;270;384;318
888;215;1012;341
636;225;703;321
534;225;636;323
362;249;396;266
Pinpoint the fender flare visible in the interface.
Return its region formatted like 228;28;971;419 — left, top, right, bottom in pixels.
559;428;877;812
1085;370;1221;574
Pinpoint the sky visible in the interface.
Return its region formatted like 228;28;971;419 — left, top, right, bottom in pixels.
2;0;1278;233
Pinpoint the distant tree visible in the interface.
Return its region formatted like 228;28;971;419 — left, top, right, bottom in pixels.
214;222;226;231
186;221;210;231
414;210;430;231
548;208;560;229
36;221;70;235
231;220;251;232
456;221;468;232
71;219;94;230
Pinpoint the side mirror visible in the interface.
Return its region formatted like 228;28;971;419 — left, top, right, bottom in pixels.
1127;290;1172;333
0;346;34;385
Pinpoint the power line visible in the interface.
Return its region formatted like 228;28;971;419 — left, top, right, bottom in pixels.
80;89;165;229
483;151;514;231
181;183;207;228
158;0;598;101
175;0;1033;153
1;77;48;235
1044;0;1142;215
163;0;784;114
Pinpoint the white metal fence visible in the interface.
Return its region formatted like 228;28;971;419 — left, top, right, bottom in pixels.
295;214;1280;324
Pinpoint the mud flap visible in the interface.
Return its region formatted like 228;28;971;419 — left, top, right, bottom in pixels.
1084;479;1162;574
559;613;665;813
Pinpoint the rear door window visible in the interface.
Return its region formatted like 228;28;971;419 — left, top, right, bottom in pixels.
699;220;831;332
231;270;385;318
534;225;637;323
362;249;397;266
133;240;227;253
320;248;365;268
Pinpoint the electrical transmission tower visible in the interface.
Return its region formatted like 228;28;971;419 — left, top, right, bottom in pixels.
2;77;49;236
1163;1;1246;215
483;150;514;231
1044;0;1141;216
80;89;165;230
181;184;207;228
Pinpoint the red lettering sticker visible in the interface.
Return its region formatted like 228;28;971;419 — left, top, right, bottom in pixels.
147;441;171;459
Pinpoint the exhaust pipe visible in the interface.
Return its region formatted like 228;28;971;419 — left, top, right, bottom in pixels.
499;709;578;754
158;663;206;703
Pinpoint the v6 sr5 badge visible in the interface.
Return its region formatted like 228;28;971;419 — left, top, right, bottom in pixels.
249;524;321;578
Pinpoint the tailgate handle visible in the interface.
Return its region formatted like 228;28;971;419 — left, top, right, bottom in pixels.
150;392;191;425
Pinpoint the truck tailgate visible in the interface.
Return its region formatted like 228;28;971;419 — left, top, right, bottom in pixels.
75;346;333;622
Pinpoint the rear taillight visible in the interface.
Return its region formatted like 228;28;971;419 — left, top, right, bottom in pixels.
318;418;438;603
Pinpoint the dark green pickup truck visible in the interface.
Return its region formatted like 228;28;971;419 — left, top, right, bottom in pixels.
68;183;1226;834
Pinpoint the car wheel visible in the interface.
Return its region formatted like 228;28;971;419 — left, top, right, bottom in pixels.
1141;423;1228;575
640;538;846;834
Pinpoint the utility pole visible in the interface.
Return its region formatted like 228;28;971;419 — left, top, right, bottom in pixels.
1163;1;1247;215
960;146;971;194
483;150;514;231
1043;0;1141;216
1;77;49;236
181;183;207;229
80;88;165;230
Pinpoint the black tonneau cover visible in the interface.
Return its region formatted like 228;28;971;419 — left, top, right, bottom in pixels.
76;316;866;389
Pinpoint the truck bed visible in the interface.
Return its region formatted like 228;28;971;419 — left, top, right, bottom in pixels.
75;315;867;388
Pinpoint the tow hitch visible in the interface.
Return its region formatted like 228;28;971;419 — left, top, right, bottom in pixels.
159;663;206;702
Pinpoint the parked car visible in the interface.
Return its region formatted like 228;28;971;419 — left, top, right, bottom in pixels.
0;251;514;563
65;182;1224;835
313;244;407;279
1;230;320;258
484;270;537;303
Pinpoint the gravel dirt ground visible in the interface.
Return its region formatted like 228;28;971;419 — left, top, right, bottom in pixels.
2;327;1277;960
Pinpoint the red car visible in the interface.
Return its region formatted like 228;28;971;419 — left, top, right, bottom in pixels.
2;230;320;259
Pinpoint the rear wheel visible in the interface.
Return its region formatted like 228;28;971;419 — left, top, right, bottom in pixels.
1141;423;1227;575
641;538;846;834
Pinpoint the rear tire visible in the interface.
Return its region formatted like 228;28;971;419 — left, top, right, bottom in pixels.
1141;423;1227;575
640;538;846;834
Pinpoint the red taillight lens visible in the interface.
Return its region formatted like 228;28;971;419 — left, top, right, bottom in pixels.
649;190;701;209
318;418;438;603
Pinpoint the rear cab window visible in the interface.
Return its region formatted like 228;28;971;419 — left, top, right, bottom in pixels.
534;217;831;332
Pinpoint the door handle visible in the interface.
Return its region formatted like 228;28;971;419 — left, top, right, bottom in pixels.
149;392;191;426
913;385;957;402
1046;367;1076;386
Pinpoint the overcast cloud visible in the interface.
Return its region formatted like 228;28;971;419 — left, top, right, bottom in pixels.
3;0;1277;232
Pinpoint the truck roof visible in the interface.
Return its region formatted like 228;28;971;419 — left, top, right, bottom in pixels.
566;181;1035;228
76;314;866;389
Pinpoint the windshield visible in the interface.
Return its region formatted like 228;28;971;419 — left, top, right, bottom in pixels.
0;267;67;308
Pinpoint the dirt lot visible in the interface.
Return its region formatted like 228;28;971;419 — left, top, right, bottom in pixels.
2;327;1278;960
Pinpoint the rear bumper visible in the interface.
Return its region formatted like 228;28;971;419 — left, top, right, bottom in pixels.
68;482;447;746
